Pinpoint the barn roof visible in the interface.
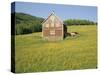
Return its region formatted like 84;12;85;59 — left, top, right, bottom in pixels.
42;12;63;25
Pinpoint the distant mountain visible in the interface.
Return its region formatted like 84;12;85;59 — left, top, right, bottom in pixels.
11;13;44;35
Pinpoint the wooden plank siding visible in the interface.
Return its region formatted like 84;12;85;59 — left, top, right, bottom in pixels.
42;13;64;41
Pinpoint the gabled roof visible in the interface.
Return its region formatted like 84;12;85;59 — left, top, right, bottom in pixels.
42;12;63;25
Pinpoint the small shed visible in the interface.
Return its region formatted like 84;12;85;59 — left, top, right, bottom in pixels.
42;12;67;41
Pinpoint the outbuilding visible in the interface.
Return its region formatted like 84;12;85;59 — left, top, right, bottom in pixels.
42;12;67;41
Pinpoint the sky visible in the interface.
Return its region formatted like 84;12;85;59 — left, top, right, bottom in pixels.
12;2;97;22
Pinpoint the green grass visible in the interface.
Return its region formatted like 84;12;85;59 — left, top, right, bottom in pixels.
15;25;97;73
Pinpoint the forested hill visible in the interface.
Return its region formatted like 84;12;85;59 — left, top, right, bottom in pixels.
15;13;44;24
11;13;44;35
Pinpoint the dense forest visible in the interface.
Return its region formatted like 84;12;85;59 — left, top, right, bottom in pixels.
64;19;97;25
12;13;97;35
12;13;44;35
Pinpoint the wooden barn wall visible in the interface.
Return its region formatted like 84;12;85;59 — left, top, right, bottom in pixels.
42;14;63;40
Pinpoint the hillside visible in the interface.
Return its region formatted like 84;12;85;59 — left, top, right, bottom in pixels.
15;13;44;24
12;13;44;35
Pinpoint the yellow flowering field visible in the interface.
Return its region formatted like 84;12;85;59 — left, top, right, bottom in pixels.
15;25;97;73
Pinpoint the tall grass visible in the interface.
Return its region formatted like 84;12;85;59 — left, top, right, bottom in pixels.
15;25;97;73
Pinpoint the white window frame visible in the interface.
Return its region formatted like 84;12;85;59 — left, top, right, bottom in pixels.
50;29;55;35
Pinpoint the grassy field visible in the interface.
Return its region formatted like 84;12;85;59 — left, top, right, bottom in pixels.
15;25;97;73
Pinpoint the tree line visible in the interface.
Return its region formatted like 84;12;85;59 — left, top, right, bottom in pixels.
13;13;97;35
64;19;97;25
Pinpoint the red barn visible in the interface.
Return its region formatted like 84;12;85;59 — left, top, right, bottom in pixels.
42;12;67;41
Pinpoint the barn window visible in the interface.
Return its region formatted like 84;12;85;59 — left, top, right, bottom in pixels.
50;29;55;35
45;23;49;27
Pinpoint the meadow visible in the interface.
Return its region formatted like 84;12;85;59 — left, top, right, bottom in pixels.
15;25;97;73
